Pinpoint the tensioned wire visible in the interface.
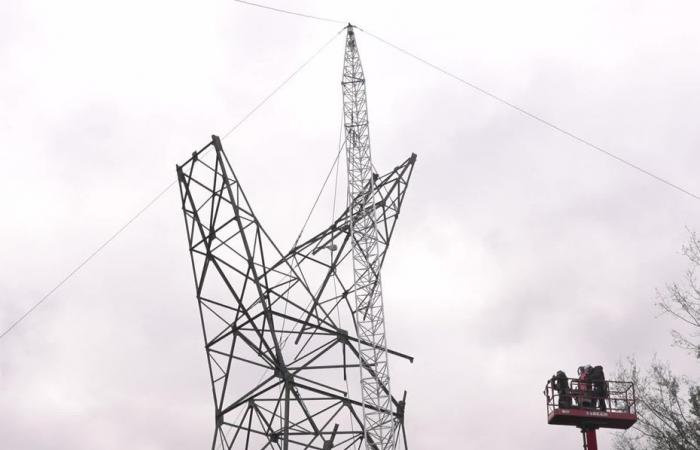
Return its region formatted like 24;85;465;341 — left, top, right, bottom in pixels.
0;27;346;342
232;0;346;25
6;1;700;341
355;25;700;203
231;0;700;203
330;104;359;446
224;106;348;444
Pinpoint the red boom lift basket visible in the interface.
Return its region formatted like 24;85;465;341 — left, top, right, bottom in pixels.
545;377;637;430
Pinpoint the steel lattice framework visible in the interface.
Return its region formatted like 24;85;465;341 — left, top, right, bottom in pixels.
176;130;415;449
342;25;394;450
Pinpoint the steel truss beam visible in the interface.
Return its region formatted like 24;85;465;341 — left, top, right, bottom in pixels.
177;135;416;450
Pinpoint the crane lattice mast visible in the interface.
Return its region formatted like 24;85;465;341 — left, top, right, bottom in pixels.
342;24;395;450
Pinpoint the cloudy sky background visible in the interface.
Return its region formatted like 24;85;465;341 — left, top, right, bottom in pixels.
2;1;700;448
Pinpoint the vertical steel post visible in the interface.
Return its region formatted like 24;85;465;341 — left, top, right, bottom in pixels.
582;429;598;450
342;24;395;450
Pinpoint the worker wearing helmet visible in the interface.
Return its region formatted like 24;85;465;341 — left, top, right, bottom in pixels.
552;370;572;408
577;365;593;408
589;365;608;411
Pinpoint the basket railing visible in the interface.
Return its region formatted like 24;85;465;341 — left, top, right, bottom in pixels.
544;377;636;416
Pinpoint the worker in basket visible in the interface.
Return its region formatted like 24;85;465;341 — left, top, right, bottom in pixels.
589;365;608;411
577;365;592;408
551;370;572;408
576;364;608;410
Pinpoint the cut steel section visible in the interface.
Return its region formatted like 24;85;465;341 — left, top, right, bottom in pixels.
177;134;415;449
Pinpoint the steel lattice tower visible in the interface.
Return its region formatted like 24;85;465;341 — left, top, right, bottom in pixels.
176;26;416;450
342;25;394;450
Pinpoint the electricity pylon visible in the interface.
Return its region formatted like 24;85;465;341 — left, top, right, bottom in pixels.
176;26;415;450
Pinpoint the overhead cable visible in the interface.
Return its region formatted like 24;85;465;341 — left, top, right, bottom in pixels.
0;182;175;341
357;27;700;202
232;0;346;25
228;0;699;202
222;28;343;139
0;28;345;342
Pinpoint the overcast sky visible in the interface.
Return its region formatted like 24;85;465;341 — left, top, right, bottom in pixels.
2;1;700;449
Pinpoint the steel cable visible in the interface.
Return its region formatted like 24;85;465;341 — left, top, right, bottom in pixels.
228;0;700;203
232;0;346;25
0;28;345;342
357;26;700;202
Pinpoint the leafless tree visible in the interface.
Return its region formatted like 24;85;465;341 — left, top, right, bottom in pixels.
658;231;700;358
615;232;700;450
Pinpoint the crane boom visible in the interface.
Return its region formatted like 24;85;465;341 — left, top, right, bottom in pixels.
342;24;396;450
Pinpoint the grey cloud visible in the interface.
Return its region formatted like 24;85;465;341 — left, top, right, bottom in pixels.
3;1;700;450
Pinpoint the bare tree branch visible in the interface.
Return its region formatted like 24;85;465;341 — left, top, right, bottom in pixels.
615;231;700;449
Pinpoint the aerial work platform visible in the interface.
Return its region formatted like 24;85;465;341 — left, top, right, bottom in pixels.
544;377;637;449
548;405;637;429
